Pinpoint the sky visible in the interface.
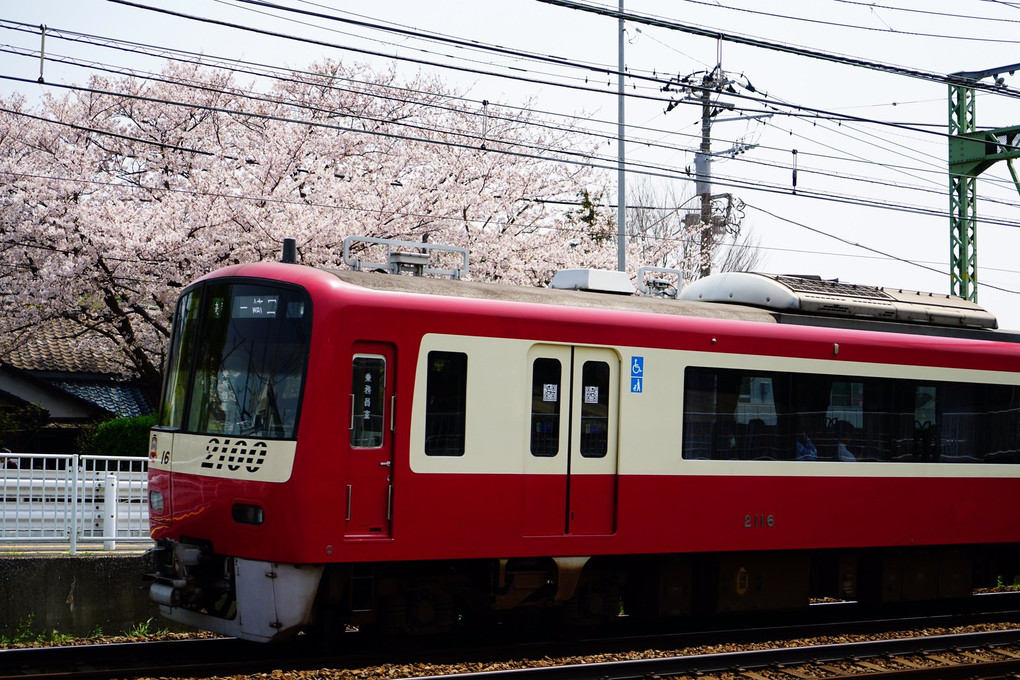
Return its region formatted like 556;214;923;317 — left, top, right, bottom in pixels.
2;0;1020;327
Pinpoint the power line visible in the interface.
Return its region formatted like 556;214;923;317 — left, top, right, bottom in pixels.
6;88;1018;236
826;0;1020;25
745;203;1020;295
677;0;1020;45
100;1;671;106
12;164;1020;286
0;40;691;170
8;172;1020;295
6;19;992;158
8;33;999;217
536;0;1020;99
5;46;1019;233
13;29;1007;195
1;21;684;155
0;92;1006;261
213;0;617;92
229;0;637;85
3;5;1015;293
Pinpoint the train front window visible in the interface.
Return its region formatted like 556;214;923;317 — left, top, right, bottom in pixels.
161;281;312;439
159;290;201;429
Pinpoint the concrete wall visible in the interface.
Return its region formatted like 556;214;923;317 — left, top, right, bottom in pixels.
0;553;190;639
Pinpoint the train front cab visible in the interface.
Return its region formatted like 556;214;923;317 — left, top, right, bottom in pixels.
147;276;324;642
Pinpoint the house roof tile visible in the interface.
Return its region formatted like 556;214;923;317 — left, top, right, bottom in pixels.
2;318;129;377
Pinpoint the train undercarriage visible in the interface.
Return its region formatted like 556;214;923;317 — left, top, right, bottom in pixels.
148;538;1020;642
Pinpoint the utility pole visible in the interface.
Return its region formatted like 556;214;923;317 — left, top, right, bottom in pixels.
697;72;714;279
947;63;1020;302
696;70;715;279
665;66;737;278
616;0;627;272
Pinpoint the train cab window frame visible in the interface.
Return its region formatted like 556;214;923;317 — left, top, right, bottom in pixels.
350;355;386;448
157;279;312;441
530;358;562;457
681;365;1020;465
159;290;201;430
424;351;468;457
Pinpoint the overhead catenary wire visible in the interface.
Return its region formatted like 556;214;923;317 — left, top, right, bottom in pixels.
2;22;997;205
825;0;1020;25
5;73;1019;232
5;18;1013;179
8;164;1020;295
744;203;1020;295
535;0;1020;99
7;4;1013;152
8;19;1016;214
677;0;1020;45
3;4;1018;297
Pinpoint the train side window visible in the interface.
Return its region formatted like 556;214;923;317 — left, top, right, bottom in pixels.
682;369;716;459
913;385;939;461
350;355;385;448
683;365;1020;465
424;351;467;456
580;361;610;458
683;367;780;461
976;384;1020;463
530;358;561;457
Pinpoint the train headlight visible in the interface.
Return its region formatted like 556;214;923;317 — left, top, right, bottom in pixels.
148;490;164;514
232;503;265;526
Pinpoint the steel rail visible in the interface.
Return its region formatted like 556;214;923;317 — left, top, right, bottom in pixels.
405;629;1020;680
5;598;1020;680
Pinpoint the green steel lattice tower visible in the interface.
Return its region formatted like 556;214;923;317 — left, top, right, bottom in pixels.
947;64;1020;302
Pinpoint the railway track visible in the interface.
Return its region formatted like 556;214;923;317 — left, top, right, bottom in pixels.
8;630;1020;680
0;637;294;680
417;629;1020;680
6;598;1020;680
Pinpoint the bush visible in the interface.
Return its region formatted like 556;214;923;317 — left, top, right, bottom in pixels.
92;414;157;458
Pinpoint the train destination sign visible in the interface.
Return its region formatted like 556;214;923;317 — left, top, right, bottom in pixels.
233;295;279;318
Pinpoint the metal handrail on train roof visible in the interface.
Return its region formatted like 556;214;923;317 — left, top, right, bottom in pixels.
342;236;469;280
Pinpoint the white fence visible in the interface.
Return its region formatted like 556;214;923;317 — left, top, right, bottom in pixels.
0;453;151;554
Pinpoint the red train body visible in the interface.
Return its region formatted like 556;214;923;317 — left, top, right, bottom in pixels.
148;249;1020;642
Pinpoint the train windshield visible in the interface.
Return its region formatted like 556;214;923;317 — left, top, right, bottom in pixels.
158;281;312;439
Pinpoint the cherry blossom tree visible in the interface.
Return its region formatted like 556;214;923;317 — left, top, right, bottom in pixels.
0;59;730;397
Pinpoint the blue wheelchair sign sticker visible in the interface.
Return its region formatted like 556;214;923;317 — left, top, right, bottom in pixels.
630;356;644;393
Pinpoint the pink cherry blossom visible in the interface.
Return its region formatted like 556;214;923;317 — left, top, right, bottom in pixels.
0;60;714;396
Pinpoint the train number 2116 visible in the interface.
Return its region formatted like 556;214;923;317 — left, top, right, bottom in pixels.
744;513;775;528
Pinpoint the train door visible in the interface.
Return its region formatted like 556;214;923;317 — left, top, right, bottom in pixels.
523;346;619;536
345;342;395;538
567;347;620;535
524;345;572;536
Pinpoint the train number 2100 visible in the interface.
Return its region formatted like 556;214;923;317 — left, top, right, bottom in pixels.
744;513;775;528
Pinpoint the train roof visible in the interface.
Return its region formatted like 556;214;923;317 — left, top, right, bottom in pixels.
327;268;776;324
323;268;1020;344
680;272;998;329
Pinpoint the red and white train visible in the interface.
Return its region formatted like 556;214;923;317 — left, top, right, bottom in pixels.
148;237;1020;642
